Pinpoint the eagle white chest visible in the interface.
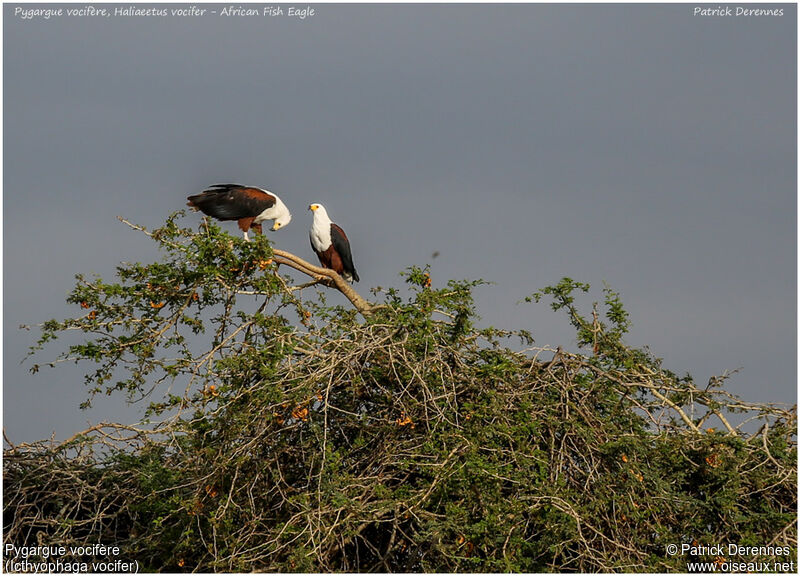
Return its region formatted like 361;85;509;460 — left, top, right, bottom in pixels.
310;213;333;251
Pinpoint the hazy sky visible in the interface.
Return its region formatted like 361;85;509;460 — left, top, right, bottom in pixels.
3;3;796;442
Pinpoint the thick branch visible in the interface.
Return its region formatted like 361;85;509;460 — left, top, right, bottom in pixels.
272;249;374;316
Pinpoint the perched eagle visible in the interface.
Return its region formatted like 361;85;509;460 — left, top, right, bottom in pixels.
309;203;359;283
187;184;292;241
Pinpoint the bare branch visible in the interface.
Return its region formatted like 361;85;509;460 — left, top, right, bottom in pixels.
272;249;374;316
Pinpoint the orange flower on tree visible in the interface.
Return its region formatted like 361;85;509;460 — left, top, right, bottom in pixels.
396;412;414;428
292;405;309;421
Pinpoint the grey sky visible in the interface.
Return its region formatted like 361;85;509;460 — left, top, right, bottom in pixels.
3;3;796;443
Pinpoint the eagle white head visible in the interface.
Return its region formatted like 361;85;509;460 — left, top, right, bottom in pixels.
270;196;292;231
308;203;331;221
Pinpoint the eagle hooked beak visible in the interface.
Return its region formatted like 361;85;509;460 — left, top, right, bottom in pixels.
309;204;318;212
272;222;282;231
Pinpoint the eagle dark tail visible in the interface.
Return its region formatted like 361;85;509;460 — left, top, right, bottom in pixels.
186;188;241;220
187;190;219;211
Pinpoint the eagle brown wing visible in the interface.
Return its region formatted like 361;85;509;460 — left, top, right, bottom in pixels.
187;184;276;221
330;223;359;283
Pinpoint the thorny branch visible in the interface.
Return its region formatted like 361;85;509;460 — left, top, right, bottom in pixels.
5;334;795;571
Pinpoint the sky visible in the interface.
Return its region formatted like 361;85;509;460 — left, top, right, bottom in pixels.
3;3;796;443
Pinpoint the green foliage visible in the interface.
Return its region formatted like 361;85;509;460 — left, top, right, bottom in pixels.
26;212;293;413
5;215;796;572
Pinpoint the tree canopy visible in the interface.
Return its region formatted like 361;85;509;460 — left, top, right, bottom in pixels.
4;214;796;572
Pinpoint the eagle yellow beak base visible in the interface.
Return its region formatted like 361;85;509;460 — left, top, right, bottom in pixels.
309;204;318;211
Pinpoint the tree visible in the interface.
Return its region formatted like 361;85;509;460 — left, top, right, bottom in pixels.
4;213;796;572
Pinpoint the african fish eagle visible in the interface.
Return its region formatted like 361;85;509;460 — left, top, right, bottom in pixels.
309;203;360;283
187;184;292;241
